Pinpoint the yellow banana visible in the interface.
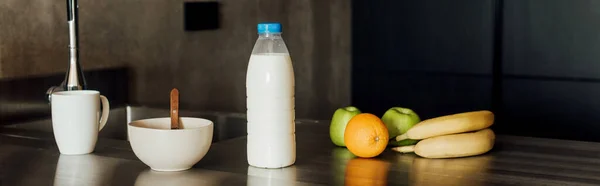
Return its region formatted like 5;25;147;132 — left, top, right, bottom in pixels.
392;128;495;158
395;110;494;141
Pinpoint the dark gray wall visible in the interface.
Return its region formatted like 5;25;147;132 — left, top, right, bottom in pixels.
353;0;600;141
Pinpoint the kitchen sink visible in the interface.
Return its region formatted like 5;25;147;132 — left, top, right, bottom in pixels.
2;106;249;143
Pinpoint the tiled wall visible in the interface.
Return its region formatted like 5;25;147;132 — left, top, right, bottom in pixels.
0;0;351;120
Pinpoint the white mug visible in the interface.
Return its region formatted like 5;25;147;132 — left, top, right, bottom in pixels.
51;90;110;155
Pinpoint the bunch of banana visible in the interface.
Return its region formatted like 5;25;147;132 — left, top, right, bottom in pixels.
391;110;495;158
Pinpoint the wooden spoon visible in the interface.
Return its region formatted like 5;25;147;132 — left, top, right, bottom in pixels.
170;88;180;129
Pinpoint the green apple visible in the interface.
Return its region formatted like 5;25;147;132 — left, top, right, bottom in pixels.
329;106;362;147
381;107;421;146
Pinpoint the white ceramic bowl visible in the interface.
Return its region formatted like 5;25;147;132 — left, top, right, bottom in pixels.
128;117;213;171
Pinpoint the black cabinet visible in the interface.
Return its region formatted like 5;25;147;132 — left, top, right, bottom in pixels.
354;71;492;119
501;79;600;141
352;0;494;118
354;0;494;75
353;0;600;141
500;0;600;141
504;0;600;79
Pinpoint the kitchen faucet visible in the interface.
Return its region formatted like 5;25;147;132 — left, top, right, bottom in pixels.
46;0;87;102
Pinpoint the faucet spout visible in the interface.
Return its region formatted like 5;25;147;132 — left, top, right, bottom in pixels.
46;0;86;102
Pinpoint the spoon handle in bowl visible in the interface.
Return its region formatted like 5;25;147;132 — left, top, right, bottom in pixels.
170;88;180;129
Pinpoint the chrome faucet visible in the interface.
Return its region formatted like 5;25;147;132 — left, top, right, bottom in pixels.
46;0;86;102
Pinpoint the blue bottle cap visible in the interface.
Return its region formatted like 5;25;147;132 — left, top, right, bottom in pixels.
257;22;282;34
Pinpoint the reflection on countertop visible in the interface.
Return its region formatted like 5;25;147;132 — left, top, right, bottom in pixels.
0;145;145;186
135;168;238;186
247;165;298;186
53;154;146;186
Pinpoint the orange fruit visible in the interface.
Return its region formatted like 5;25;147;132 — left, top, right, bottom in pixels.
344;113;389;158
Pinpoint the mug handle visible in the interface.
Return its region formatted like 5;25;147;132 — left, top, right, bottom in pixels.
98;95;110;131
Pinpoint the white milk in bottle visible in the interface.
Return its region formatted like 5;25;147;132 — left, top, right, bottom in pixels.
246;22;296;168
